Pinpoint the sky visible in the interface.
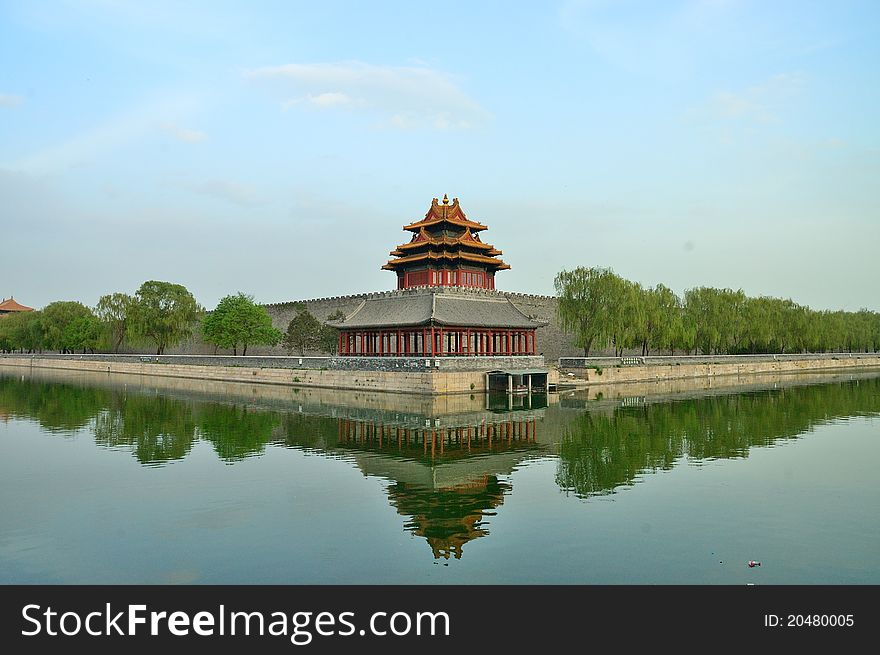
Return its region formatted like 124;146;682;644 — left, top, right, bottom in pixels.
1;0;878;312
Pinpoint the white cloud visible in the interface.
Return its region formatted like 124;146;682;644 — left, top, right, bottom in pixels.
707;73;805;123
308;92;352;108
0;94;24;107
244;61;488;129
7;93;199;173
160;122;207;143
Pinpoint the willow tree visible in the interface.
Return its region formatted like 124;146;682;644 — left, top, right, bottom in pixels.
554;266;623;356
639;283;683;356
95;292;134;353
605;276;642;356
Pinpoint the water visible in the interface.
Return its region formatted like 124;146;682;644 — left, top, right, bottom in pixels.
1;368;878;584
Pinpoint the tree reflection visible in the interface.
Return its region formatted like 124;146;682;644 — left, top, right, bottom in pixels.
93;394;197;465
196;404;280;462
556;378;880;498
0;376;109;434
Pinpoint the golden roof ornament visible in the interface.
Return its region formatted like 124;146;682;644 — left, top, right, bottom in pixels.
442;194;449;205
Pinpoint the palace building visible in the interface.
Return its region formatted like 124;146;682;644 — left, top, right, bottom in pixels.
0;298;34;316
331;195;545;357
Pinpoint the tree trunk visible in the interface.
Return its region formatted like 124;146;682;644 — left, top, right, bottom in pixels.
242;344;248;356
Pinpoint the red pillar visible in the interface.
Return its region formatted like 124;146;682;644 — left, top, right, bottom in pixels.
430;327;435;357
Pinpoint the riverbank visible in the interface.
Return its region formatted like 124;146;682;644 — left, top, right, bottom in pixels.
2;352;878;395
558;353;880;386
0;354;553;395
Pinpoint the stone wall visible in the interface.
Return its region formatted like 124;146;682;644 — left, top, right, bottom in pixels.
247;290;574;359
168;288;577;360
501;292;572;360
558;354;880;385
0;356;489;395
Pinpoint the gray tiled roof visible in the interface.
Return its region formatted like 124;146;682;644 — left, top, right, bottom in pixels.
328;289;545;329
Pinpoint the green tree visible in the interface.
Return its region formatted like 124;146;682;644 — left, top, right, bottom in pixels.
319;310;346;355
41;301;99;353
0;311;44;353
554;267;622;356
640;284;683;355
95;293;134;353
202;293;283;355
608;276;643;356
129;281;202;354
283;304;322;355
65;314;101;353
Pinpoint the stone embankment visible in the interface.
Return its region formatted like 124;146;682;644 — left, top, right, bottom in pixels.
559;353;880;385
0;354;550;395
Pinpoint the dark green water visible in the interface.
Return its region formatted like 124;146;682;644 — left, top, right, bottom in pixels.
1;369;878;584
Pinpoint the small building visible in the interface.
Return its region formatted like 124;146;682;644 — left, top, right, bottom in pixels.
0;297;34;315
330;195;545;357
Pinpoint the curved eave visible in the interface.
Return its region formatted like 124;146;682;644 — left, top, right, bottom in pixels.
382;251;510;270
395;235;497;251
402;217;488;232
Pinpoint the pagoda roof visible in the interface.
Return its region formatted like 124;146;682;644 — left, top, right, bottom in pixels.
327;289;545;329
390;229;501;256
0;298;34;313
402;195;488;233
382;250;510;271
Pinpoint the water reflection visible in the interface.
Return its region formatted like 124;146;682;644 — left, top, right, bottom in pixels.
2;369;879;561
556;378;880;498
324;414;542;558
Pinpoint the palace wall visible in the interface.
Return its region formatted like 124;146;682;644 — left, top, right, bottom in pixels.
164;289;577;360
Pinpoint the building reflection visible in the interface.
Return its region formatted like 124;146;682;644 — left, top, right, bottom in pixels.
328;408;544;559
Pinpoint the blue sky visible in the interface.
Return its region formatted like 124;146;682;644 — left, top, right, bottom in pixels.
1;0;878;311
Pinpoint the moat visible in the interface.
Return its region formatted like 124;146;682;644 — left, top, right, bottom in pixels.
1;368;879;584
